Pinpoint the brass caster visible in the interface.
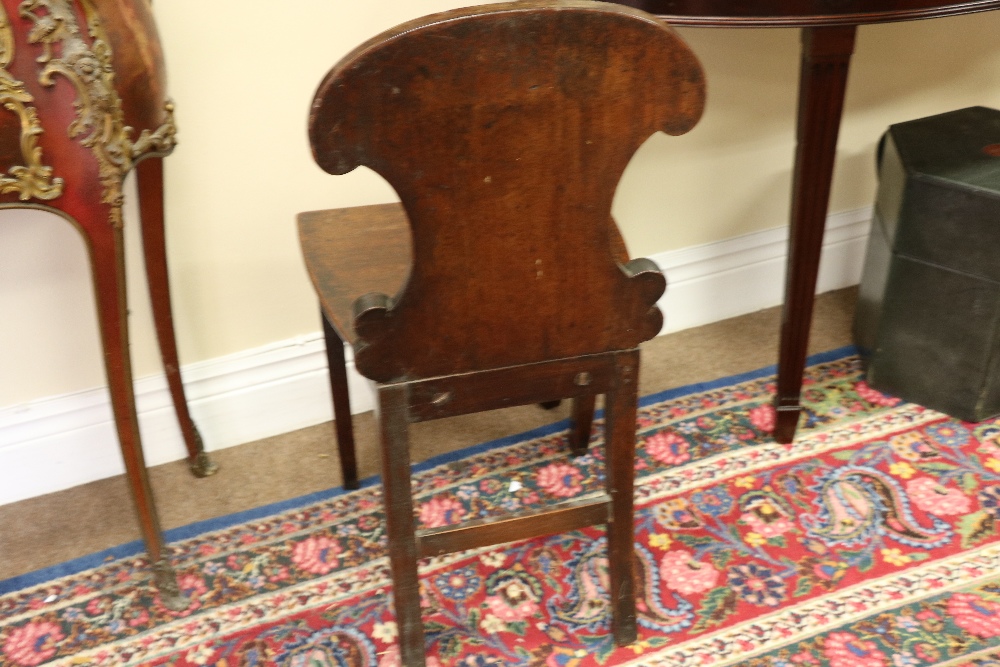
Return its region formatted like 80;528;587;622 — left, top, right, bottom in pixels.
189;450;219;478
186;426;219;478
152;559;189;612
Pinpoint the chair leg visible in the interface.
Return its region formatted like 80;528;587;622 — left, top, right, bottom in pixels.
135;157;217;478
376;383;426;666
603;352;639;646
89;220;188;611
322;310;359;490
568;395;595;456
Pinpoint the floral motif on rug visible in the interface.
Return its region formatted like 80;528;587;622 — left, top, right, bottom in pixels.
6;351;1000;666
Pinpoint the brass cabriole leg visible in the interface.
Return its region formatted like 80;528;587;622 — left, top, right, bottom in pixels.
322;310;359;489
604;351;639;645
89;217;187;612
377;383;426;665
774;25;857;443
135;157;217;478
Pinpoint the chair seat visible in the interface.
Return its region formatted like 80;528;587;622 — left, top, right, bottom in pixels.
298;202;632;347
298;203;412;345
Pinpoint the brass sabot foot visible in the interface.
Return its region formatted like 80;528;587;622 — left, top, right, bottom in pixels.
189;450;219;478
152;559;189;612
187;426;219;477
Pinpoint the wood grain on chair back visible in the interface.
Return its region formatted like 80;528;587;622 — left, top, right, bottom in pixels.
308;0;705;382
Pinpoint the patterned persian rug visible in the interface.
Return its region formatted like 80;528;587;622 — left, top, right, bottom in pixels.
6;348;1000;666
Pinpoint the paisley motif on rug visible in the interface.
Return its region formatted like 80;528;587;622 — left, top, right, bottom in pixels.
5;348;1000;666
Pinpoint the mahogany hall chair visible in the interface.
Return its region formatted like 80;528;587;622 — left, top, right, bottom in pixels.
0;0;215;609
297;1;704;662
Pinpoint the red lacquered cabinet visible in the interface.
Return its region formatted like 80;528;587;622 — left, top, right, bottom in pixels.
0;0;216;610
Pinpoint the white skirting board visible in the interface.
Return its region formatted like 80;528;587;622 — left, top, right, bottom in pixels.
0;207;872;505
657;206;871;333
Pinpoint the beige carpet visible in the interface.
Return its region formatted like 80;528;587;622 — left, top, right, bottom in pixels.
0;288;857;582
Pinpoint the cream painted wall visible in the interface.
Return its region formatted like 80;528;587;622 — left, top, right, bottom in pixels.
616;16;1000;253
1;2;999;407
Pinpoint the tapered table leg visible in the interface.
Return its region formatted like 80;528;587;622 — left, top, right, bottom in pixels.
774;25;857;443
136;157;217;477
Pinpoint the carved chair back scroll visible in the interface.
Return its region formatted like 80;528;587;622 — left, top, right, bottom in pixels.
0;0;213;610
309;0;704;383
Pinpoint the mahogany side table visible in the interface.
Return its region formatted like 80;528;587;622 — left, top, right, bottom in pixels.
614;0;1000;441
0;0;216;609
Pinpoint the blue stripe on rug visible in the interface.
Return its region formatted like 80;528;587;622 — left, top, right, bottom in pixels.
0;344;857;596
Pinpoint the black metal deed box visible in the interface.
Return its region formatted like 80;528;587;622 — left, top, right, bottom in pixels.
854;106;1000;422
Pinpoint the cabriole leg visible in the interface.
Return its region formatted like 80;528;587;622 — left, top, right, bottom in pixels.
89;215;187;611
135;157;217;477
